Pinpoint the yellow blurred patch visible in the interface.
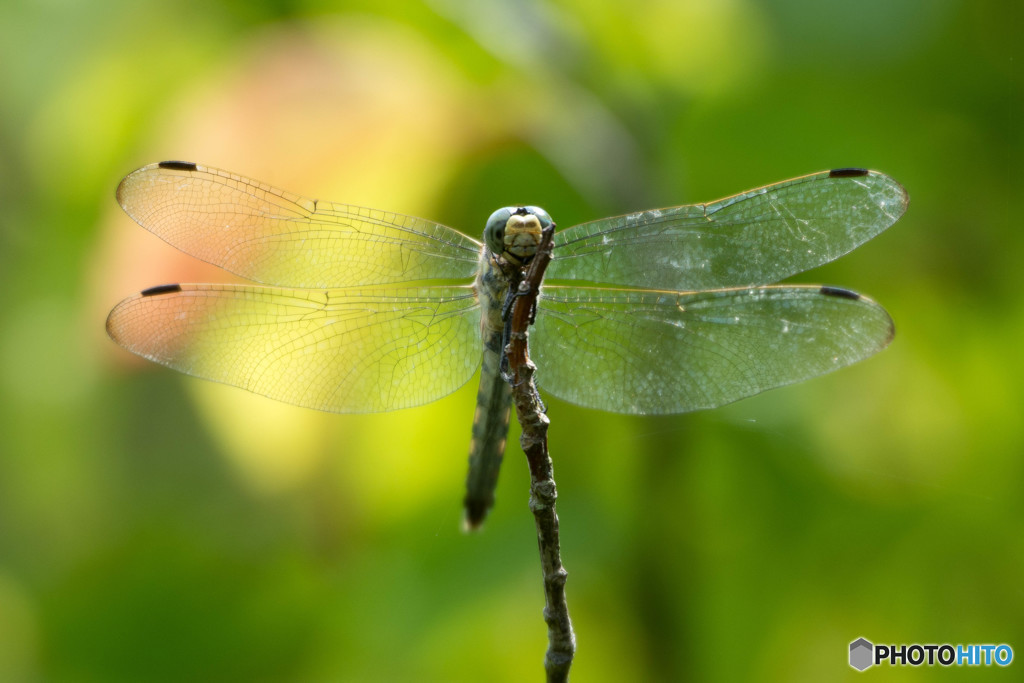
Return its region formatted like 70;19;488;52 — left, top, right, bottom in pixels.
189;381;328;495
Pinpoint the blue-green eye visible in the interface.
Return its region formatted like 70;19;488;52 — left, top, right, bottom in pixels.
525;206;552;228
484;207;513;254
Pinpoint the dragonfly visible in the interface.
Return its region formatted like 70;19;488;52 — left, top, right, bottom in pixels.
107;161;907;527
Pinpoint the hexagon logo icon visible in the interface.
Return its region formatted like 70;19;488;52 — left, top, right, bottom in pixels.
850;638;874;671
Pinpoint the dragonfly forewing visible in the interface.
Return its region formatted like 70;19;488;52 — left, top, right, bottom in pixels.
548;169;907;291
532;284;894;414
117;162;482;289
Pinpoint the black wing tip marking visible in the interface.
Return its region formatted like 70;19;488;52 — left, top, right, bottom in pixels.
819;286;897;346
819;285;861;300
829;168;870;178
157;160;198;171
141;283;183;297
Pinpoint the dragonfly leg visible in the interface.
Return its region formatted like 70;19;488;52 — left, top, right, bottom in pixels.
500;282;518;320
499;320;513;382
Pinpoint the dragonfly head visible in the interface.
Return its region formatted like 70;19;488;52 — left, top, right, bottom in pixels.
484;206;553;264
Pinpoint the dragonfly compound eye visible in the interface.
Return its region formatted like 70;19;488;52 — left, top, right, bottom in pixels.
484;207;513;255
525;206;553;229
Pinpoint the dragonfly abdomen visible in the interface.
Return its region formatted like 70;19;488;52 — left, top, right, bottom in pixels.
464;339;513;529
463;248;516;529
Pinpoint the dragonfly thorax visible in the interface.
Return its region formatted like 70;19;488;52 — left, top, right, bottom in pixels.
484;206;553;264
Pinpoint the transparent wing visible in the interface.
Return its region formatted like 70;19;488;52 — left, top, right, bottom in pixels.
106;283;482;413
548;169;907;290
533;284;894;414
116;162;482;288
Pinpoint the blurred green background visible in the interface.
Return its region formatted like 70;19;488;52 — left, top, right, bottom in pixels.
1;0;1020;680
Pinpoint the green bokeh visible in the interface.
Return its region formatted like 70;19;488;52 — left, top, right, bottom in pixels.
1;0;1020;680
